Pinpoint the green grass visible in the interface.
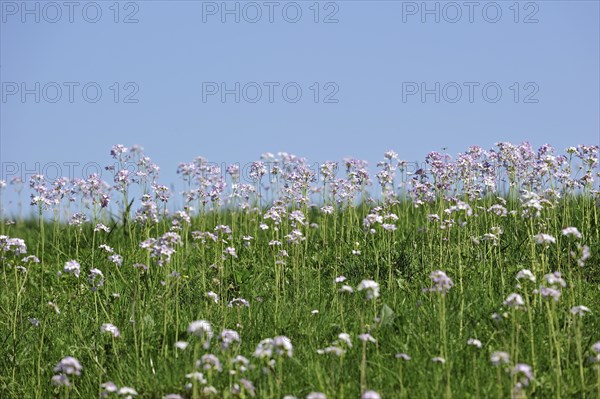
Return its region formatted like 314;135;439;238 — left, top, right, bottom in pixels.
0;195;599;398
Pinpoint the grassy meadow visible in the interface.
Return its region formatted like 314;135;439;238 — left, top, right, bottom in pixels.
0;143;599;398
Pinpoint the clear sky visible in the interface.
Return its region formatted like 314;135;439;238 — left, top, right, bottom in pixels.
1;1;599;202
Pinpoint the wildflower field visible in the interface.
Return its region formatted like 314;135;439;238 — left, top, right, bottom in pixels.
0;142;599;399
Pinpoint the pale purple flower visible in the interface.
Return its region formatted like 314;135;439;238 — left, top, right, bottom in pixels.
224;247;237;258
220;329;241;349
108;254;123;267
100;323;120;338
504;293;525;309
544;271;566;287
54;356;82;376
101;381;118;395
511;363;534;384
516;269;536;282
254;336;293;359
51;374;70;387
63;260;81;278
228;298;250;308
232;378;256;397
426;270;454;294
198;354;222;372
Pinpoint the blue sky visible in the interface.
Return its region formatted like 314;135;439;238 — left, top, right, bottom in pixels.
1;0;599;206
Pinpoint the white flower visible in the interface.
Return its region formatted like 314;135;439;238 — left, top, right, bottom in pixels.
432;357;446;363
175;341;189;350
94;223;110;233
534;233;556;245
118;387;138;396
516;269;536;282
318;346;345;356
467;338;482;348
206;291;219;304
570;305;591;316
561;227;582;239
188;320;213;339
358;333;376;343
357;279;380;300
334;275;346;283
99;244;114;253
228;298;250;308
339;285;354;293
338;333;352;348
491;351;510;365
185;372;207;383
273;336;293;357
